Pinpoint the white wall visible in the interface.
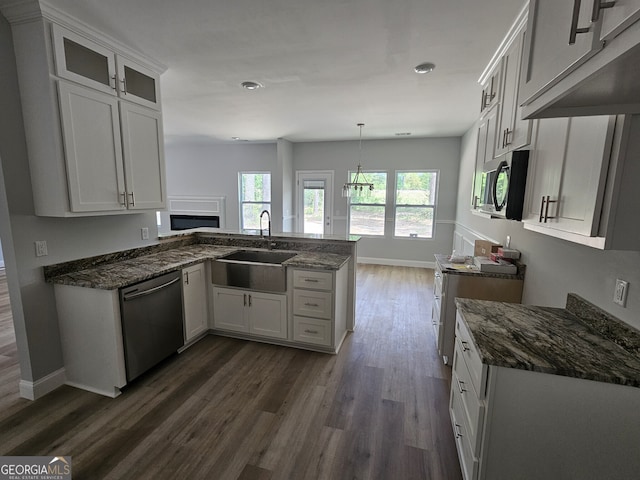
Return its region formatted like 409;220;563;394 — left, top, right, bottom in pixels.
455;124;640;329
293;137;461;266
164;141;278;231
0;14;160;386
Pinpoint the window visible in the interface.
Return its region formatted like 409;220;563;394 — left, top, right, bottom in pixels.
239;172;271;231
348;172;387;236
394;171;438;238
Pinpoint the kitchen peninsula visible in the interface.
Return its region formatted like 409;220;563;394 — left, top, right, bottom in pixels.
45;231;358;397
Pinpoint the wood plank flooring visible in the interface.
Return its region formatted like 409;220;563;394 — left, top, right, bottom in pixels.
0;264;462;480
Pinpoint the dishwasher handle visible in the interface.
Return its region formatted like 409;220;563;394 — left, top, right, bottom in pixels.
123;276;180;301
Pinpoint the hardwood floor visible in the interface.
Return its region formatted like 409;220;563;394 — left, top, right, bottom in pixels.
0;269;20;409
0;264;462;480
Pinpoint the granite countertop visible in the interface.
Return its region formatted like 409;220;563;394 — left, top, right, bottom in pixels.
455;297;640;388
434;253;526;280
48;245;350;290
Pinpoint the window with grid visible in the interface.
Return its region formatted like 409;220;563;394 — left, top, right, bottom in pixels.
348;172;387;236
239;172;271;232
394;171;438;238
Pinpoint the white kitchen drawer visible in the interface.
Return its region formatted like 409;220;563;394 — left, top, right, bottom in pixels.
455;312;487;398
293;269;333;291
293;289;332;319
452;346;485;456
293;316;332;347
450;383;479;480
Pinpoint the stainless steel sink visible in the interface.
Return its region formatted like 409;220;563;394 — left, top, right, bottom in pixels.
211;250;297;292
217;250;297;265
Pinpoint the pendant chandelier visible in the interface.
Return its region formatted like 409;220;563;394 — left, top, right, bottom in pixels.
342;123;374;198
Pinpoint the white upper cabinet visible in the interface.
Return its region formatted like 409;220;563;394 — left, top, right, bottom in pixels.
520;0;604;107
120;102;166;210
58;82;127;212
519;0;640;118
599;0;640;40
53;25;161;110
524;114;640;249
494;28;532;157
5;11;166;216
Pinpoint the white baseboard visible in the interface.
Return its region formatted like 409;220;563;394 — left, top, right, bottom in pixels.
357;257;435;269
19;368;66;400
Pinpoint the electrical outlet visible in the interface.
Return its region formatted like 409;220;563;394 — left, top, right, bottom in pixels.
35;240;48;257
141;227;149;240
614;279;629;307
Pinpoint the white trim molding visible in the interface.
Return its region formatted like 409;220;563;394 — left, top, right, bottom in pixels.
19;367;66;400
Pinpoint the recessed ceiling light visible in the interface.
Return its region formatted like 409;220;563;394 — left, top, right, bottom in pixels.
414;62;436;74
232;137;249;141
395;132;412;136
240;81;263;90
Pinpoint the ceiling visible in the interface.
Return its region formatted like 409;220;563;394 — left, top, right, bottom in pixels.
43;0;527;143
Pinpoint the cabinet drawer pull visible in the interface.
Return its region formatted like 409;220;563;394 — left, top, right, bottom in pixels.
591;0;615;22
304;302;320;307
457;378;467;394
454;423;463;439
543;195;557;223
304;278;319;283
461;341;471;352
304;329;319;334
569;0;591;45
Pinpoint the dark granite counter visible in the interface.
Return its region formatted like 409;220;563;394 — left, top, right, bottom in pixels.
455;297;640;388
47;243;351;290
435;253;526;280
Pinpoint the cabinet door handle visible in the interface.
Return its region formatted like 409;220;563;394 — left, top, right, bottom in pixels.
539;196;546;222
457;378;467;394
304;302;319;307
461;341;471;352
504;128;512;147
248;294;252;307
480;90;486;112
454;423;463;439
120;76;128;94
543;195;558;223
119;192;127;207
243;294;247;306
591;0;616;22
304;329;319;334
569;0;591;45
110;75;117;91
185;271;189;285
128;192;135;207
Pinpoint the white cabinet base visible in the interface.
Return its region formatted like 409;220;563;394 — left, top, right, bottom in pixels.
54;284;127;397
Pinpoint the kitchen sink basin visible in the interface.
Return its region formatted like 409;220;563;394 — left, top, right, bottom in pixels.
217;250;297;265
211;250;297;292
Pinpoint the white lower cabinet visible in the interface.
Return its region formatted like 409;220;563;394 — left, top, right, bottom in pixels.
182;263;208;343
451;312;640;480
290;266;348;352
212;286;287;340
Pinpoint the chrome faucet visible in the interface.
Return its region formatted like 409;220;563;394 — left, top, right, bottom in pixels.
259;210;272;248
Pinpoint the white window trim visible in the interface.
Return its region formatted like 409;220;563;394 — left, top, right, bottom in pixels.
239;171;271;232
347;170;388;238
392;170;439;240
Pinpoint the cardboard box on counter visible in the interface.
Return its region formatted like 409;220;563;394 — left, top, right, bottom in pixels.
474;256;518;274
498;247;521;259
474;240;502;257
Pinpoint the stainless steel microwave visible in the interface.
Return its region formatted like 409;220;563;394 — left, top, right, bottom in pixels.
478;150;529;220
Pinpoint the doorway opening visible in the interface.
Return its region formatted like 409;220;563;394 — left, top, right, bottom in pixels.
296;171;333;235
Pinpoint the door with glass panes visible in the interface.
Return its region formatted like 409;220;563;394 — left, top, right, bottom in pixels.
296;172;333;235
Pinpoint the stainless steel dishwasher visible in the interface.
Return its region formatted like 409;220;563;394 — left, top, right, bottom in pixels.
119;270;184;382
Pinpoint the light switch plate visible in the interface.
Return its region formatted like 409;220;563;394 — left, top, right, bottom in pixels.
614;279;628;307
141;227;149;240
